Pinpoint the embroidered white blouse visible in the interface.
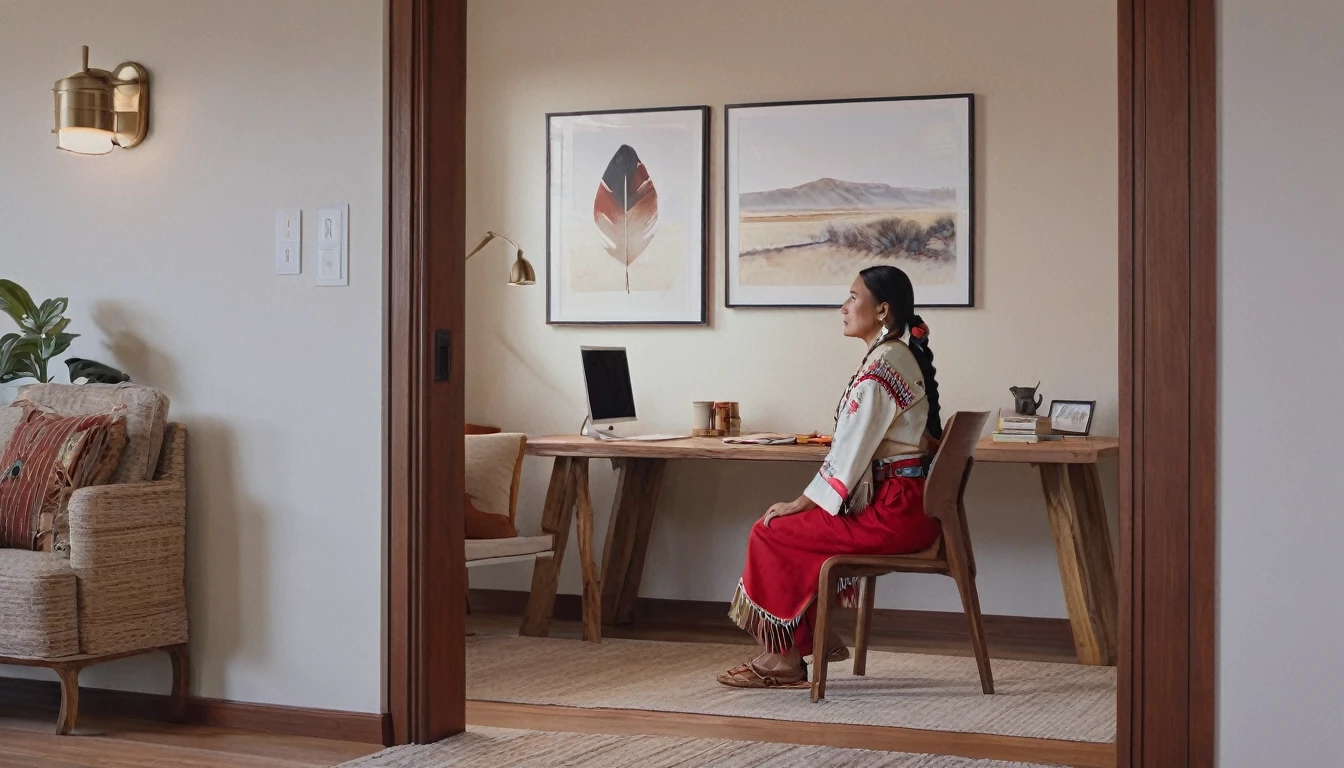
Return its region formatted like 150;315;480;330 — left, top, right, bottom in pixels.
803;339;931;515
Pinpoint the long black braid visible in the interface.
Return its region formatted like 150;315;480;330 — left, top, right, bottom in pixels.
858;265;944;440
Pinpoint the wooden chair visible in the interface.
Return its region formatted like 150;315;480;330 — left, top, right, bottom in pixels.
810;410;993;703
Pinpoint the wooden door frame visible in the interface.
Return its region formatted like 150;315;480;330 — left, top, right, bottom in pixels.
386;0;468;746
1118;0;1216;765
385;0;1219;763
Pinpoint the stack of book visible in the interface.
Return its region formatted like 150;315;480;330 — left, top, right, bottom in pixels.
992;411;1061;443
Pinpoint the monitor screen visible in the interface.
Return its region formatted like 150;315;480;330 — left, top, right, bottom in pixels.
581;347;636;424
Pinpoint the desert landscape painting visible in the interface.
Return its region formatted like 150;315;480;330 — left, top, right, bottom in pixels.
738;178;958;287
726;95;974;307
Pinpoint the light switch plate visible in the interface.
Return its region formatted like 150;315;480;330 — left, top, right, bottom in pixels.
276;209;301;241
315;203;348;286
275;240;301;275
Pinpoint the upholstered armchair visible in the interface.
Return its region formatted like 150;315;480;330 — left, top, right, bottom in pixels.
0;384;188;734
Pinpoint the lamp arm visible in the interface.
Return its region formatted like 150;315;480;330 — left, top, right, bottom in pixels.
466;230;522;260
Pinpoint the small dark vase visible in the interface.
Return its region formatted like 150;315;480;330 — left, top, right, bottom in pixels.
1009;382;1043;415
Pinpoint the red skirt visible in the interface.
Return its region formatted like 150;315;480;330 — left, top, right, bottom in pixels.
728;477;940;656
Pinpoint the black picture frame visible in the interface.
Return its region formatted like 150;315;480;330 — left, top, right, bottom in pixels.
1048;399;1097;436
545;105;711;326
723;93;976;309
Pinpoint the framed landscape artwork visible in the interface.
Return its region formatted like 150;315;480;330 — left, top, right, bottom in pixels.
725;94;975;308
547;106;709;324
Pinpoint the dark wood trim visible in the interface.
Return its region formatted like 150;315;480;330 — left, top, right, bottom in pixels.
387;0;467;746
470;589;1076;657
1117;0;1217;765
468;701;1115;768
0;678;389;744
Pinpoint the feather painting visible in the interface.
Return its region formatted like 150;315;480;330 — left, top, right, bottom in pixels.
593;144;659;293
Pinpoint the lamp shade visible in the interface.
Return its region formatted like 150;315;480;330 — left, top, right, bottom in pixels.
509;252;537;286
52;47;148;155
53;70;115;155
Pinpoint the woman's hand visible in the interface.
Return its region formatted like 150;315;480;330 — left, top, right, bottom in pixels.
762;495;817;528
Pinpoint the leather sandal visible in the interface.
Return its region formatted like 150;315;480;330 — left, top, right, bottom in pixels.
716;659;810;689
825;645;850;663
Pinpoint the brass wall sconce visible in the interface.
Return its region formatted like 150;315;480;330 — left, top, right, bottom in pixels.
466;231;536;286
52;46;149;155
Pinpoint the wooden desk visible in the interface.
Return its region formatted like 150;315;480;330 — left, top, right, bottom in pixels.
520;434;1119;666
973;436;1119;666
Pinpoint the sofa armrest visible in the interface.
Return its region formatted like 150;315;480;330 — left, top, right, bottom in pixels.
65;479;188;655
67;481;185;544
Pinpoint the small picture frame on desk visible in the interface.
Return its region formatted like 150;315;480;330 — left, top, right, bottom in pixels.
1049;400;1096;436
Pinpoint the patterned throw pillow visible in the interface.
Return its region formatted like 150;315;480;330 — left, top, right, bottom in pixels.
0;407;126;552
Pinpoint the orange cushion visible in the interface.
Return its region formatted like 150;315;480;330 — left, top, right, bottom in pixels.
465;492;518;539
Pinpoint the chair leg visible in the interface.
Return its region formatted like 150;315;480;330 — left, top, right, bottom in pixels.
853;575;877;676
54;664;80;735
810;562;838;703
168;643;191;721
950;559;995;694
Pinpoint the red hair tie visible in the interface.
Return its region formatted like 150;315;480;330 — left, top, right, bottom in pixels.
910;323;929;339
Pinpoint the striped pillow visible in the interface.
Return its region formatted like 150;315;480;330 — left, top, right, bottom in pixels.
0;407;125;552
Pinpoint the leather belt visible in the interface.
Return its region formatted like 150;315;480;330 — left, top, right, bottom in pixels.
872;456;929;481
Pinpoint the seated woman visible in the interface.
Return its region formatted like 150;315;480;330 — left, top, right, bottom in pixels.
718;265;944;689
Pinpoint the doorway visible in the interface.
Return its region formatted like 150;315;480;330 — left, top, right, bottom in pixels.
385;1;1216;765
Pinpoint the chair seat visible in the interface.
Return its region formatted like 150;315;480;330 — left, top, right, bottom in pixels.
905;534;943;560
465;534;553;562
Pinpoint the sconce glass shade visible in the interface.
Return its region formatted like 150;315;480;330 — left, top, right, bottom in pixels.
53;47;148;155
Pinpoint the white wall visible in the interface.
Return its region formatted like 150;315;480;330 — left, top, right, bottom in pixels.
465;0;1119;619
1218;1;1344;763
0;0;385;712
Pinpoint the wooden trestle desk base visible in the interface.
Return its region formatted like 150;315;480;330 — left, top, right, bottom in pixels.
519;435;1119;666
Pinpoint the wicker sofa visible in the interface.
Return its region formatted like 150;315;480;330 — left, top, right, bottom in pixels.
0;383;188;734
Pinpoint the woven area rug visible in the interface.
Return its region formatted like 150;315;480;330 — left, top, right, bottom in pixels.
342;726;1056;767
467;635;1116;743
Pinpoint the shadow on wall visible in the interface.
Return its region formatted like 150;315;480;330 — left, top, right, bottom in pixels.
91;302;178;393
185;418;272;699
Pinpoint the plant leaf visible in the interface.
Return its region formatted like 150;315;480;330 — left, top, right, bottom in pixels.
39;332;78;360
0;280;38;329
0;333;39;384
33;298;70;334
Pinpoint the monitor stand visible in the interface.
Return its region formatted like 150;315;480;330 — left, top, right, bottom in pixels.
579;415;686;443
580;416;622;441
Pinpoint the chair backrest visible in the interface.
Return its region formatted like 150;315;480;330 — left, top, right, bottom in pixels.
924;411;990;529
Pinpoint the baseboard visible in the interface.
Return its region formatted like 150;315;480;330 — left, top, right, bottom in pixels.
0;675;391;745
469;588;1076;654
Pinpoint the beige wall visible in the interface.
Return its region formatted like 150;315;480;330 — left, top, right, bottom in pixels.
466;0;1119;618
1218;0;1344;763
0;0;385;712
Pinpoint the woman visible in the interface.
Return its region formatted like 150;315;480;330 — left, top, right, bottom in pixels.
718;265;944;689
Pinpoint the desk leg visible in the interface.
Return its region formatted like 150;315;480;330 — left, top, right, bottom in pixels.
521;457;577;638
612;459;667;626
1040;462;1119;666
571;459;603;642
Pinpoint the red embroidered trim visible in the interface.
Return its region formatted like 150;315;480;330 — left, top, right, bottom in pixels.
825;476;848;498
856;359;916;409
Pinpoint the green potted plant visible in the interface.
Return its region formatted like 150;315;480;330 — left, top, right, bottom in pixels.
0;280;79;402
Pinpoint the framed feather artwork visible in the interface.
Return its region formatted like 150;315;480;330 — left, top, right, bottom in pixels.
725;94;975;308
547;106;709;324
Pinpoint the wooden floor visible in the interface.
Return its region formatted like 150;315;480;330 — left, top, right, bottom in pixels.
1;615;1103;768
0;711;380;768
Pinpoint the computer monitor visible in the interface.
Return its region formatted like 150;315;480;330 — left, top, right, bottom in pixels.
580;346;637;426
